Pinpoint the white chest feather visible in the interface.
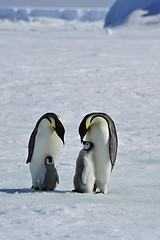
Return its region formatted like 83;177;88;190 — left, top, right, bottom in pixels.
85;119;111;182
82;153;95;185
33;130;61;165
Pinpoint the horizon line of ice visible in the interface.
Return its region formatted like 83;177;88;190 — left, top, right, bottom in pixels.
0;7;108;22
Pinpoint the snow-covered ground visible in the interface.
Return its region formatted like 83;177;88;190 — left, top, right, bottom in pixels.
0;15;160;240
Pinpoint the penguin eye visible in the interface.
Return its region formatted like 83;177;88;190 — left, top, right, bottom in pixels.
83;142;90;150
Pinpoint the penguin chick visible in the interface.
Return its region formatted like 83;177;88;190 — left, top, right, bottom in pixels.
73;141;95;193
39;156;59;191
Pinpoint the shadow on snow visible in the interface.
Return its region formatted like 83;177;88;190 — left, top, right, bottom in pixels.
0;188;73;194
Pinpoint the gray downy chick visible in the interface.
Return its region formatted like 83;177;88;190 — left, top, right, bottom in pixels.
73;141;95;193
39;156;59;191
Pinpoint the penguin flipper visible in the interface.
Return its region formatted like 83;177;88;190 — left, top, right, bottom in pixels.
56;174;59;184
108;117;118;170
26;127;38;164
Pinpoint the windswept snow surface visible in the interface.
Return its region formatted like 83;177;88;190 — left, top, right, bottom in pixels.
0;18;160;240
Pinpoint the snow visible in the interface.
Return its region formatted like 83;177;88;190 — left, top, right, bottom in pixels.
104;0;160;27
0;13;160;240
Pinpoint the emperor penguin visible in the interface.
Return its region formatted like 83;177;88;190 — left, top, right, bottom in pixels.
26;112;65;190
39;156;59;191
78;112;118;194
73;141;95;193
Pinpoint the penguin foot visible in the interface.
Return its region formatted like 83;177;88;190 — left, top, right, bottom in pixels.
31;186;39;191
95;190;105;194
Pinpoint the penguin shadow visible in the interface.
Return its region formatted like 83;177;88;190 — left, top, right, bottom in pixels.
0;188;73;194
52;190;73;194
0;188;35;194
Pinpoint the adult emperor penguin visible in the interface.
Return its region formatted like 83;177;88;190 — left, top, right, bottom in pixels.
78;112;118;194
39;156;59;191
26;112;65;190
73;141;95;193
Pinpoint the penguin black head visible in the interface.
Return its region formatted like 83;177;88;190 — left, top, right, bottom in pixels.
79;114;91;143
83;141;94;151
78;112;110;142
45;156;53;165
37;113;65;144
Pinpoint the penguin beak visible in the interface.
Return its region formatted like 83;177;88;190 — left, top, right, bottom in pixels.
49;123;56;130
86;124;89;130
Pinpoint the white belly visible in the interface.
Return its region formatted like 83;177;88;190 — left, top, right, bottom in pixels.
82;156;95;193
30;131;61;187
85;120;111;193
